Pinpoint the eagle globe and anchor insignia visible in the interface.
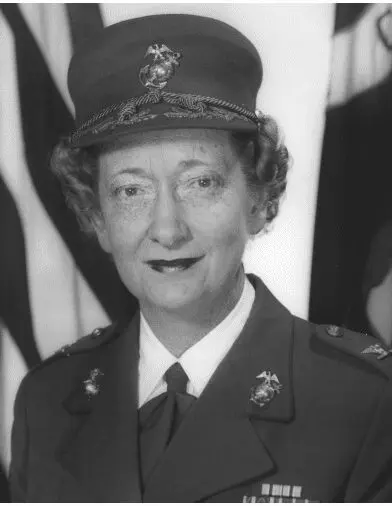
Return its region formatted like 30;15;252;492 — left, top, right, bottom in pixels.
139;43;182;90
250;371;283;408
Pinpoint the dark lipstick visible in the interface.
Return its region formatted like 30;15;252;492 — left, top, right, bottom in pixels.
146;256;203;272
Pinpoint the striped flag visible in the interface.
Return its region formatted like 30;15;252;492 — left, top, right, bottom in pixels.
310;4;392;332
0;4;137;499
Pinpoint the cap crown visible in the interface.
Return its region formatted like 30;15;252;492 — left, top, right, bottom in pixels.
67;14;263;146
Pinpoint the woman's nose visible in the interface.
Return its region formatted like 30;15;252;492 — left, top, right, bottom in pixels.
148;186;190;248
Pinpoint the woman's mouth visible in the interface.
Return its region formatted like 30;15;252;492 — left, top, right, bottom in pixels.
146;256;204;273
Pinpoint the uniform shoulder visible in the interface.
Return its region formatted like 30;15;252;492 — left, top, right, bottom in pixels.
26;322;120;379
55;322;119;356
312;322;392;379
14;322;125;407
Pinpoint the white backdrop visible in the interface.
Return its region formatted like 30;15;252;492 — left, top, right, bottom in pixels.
103;3;335;318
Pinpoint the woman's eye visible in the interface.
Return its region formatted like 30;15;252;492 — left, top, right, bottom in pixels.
197;177;213;188
114;184;150;199
176;174;224;202
190;175;222;191
123;186;140;197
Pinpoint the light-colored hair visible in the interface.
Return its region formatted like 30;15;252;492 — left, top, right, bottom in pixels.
51;116;291;236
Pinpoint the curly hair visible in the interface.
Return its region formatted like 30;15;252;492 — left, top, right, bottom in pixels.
50;116;291;236
232;115;291;228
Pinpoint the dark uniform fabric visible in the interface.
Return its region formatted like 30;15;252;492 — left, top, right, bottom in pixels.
9;275;392;502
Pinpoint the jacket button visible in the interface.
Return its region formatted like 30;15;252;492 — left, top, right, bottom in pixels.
326;325;344;338
92;328;102;338
60;345;71;356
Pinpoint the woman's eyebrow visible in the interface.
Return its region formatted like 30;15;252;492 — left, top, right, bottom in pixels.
179;159;210;170
108;167;152;185
114;167;150;177
114;162;210;176
109;160;218;183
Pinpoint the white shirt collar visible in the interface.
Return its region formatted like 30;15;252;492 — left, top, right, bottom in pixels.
138;276;255;407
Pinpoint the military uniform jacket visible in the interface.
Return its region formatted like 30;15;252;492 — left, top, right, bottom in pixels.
9;275;392;502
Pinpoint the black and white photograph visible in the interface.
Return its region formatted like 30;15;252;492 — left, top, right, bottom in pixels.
1;3;392;502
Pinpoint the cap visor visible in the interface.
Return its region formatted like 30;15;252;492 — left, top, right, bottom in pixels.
69;115;257;148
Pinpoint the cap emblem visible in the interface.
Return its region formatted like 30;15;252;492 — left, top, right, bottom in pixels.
139;43;182;90
250;371;283;408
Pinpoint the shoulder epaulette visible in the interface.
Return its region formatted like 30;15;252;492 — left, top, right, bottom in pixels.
30;322;121;374
314;324;392;379
17;322;124;394
54;323;119;357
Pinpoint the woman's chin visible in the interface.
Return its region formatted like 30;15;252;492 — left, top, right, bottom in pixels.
138;271;208;312
145;283;205;312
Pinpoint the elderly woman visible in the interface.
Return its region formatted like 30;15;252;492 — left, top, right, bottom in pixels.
9;14;392;503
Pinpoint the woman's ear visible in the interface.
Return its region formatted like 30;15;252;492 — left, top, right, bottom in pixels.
247;185;268;235
91;212;112;253
248;201;267;235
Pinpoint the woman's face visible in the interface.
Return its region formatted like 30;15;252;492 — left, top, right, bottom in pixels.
95;129;264;314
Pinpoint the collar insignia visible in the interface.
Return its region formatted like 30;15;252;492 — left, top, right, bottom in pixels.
361;343;392;360
139;43;182;90
250;371;283;408
83;368;104;398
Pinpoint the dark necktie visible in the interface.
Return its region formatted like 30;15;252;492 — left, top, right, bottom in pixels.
138;362;196;487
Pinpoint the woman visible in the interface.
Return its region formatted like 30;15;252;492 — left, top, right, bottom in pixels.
9;14;392;503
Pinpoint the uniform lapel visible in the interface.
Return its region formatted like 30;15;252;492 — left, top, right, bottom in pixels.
57;314;142;502
143;275;295;502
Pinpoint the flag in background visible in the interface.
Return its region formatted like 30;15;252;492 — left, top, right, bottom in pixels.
310;4;392;332
0;4;136;500
0;3;338;501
